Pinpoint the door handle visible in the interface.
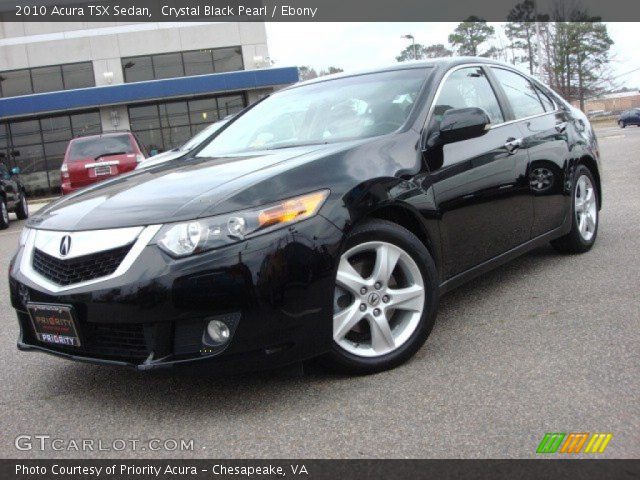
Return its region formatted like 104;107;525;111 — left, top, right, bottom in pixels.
555;122;568;133
504;138;523;154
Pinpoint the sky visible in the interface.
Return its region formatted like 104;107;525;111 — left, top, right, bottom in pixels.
265;22;640;90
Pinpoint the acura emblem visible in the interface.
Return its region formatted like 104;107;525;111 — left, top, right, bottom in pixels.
59;235;71;257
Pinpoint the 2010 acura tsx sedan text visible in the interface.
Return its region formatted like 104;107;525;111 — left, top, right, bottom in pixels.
9;58;602;374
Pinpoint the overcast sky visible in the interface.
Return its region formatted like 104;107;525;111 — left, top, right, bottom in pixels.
266;22;640;90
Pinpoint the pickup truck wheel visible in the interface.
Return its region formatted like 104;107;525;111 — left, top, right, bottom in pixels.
15;191;29;220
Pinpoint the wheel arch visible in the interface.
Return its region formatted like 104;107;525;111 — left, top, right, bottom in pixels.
578;155;602;209
362;203;442;277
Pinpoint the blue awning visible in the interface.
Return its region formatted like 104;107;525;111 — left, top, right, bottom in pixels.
0;67;299;120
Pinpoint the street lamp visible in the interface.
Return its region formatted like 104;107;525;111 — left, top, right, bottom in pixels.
401;34;417;60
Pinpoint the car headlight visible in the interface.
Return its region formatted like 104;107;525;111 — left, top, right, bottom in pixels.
154;190;329;257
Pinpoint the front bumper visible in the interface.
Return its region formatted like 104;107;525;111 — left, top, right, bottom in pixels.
9;215;343;372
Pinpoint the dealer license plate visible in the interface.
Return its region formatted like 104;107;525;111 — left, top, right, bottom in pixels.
27;303;81;347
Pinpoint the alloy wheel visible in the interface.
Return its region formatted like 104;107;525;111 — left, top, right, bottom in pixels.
575;174;597;241
333;241;425;357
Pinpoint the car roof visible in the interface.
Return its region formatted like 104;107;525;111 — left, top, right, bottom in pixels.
70;131;133;142
287;57;517;90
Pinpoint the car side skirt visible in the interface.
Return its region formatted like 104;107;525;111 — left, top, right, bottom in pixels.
438;222;571;295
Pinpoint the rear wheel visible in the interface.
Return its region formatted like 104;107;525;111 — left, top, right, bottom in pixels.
15;191;28;220
0;198;9;230
323;219;438;374
551;165;599;253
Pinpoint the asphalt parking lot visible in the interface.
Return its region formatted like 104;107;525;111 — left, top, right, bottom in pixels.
0;124;638;459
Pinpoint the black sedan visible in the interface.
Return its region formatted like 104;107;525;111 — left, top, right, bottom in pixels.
9;58;602;374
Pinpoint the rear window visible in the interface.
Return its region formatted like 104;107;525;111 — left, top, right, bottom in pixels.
68;135;135;161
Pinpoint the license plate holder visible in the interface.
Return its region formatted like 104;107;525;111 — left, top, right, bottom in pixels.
27;303;81;347
94;165;112;176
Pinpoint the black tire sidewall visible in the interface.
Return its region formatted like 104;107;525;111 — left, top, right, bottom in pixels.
16;191;28;220
0;199;9;229
570;165;599;249
327;219;439;373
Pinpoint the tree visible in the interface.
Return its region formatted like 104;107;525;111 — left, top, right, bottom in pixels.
396;43;426;62
298;66;318;81
320;66;344;76
423;44;453;58
448;17;495;57
505;0;549;74
537;17;613;111
299;66;344;81
396;43;452;62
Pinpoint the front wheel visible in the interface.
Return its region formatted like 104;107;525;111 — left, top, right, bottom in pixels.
323;219;438;374
619;120;626;128
551;165;599;253
0;198;9;230
15;191;28;220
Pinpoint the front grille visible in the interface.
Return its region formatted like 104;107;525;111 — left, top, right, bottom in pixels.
83;323;149;359
32;244;132;286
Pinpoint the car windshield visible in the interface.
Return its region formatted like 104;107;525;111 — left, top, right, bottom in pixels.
68;134;135;161
180;119;229;151
197;68;430;157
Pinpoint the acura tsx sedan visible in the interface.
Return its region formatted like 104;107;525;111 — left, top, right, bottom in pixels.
9;58;601;374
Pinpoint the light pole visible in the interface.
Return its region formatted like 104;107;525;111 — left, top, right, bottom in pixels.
401;34;417;60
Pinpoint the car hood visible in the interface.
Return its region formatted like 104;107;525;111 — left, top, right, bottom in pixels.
28;144;340;231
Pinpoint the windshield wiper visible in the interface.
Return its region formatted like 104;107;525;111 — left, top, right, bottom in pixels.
95;152;127;161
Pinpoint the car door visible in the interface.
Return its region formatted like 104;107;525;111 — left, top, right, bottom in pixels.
489;67;572;237
424;65;533;278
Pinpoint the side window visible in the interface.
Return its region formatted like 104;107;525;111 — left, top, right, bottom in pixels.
534;85;555;112
432;67;504;127
492;68;546;119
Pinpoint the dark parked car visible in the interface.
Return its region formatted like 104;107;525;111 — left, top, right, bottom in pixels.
9;58;602;374
0;163;28;229
618;108;640;128
61;131;147;195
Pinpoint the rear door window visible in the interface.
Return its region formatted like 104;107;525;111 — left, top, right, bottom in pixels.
491;68;546;119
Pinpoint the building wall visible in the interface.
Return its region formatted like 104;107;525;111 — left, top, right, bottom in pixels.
571;93;640;114
1;22;268;71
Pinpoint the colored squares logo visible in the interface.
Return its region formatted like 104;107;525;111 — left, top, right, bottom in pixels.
537;433;613;454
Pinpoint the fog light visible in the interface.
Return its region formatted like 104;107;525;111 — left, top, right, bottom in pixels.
206;320;230;344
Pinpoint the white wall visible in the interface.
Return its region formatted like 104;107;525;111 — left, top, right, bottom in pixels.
0;22;268;72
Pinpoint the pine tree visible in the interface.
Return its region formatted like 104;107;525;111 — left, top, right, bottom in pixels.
448;17;495;57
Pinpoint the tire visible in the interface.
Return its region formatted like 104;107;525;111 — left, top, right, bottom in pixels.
0;198;9;230
551;164;599;254
619;120;625;128
15;191;28;220
323;219;439;374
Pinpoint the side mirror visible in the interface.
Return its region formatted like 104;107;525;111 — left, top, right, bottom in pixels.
438;107;491;144
11;167;20;175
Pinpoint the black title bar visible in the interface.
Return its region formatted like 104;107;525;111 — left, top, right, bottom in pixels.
3;459;640;480
2;0;640;21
